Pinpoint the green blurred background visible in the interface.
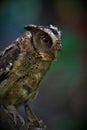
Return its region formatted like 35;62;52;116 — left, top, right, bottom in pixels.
0;0;86;130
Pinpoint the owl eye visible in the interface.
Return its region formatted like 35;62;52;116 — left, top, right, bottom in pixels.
42;37;50;43
40;35;52;48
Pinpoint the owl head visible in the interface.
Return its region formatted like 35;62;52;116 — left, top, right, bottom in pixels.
24;24;62;61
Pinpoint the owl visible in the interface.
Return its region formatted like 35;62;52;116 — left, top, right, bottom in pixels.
0;24;62;129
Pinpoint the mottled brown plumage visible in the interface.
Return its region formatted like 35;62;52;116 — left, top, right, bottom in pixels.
0;25;62;127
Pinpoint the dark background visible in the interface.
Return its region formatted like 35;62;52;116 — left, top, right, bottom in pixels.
0;0;86;130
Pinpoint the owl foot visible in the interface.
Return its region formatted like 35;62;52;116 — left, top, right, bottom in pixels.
3;105;25;125
25;104;46;130
29;120;46;130
9;110;25;125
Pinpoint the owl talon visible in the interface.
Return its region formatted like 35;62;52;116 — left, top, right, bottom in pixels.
29;122;46;130
25;104;46;130
9;110;25;125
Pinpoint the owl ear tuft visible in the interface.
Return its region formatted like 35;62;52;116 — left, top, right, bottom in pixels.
24;24;39;32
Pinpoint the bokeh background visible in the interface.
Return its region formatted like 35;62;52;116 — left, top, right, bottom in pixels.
0;0;86;130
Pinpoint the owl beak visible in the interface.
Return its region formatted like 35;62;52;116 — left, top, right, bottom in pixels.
53;41;62;52
56;31;62;51
56;43;62;51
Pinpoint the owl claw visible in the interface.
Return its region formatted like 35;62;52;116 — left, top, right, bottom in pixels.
25;104;46;130
28;120;46;130
8;110;25;125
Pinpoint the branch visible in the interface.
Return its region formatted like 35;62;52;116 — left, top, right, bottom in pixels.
0;107;46;130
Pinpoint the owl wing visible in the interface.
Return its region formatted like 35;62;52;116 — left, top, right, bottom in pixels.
0;31;33;82
0;43;20;82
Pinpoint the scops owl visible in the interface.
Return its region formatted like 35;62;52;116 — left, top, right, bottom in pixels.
0;24;62;127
